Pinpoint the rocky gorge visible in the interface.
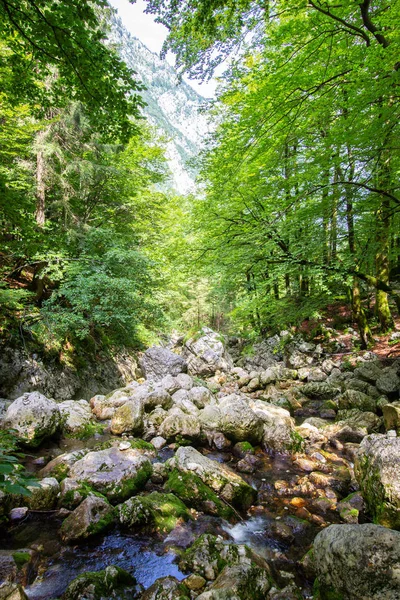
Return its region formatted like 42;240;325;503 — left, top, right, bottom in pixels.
1;328;400;600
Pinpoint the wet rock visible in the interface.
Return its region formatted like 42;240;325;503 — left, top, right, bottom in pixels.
337;389;377;413
217;395;264;444
382;401;400;431
0;583;29;600
110;400;144;436
164;469;234;520
159;409;201;442
141;576;189;600
196;562;272;600
313;523;400;600
61;565;137;600
211;432;231;451
168;446;256;509
179;534;240;581
183;328;233;377
26;477;60;510
232;442;255;459
117;492;191;533
58;400;93;436
251;401;295;452
267;584;302;600
140;347;187;381
69;447;152;503
355;434;400;529
60;495;115;543
3;392;61;447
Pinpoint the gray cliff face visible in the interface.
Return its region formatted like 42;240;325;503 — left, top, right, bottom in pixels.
111;17;210;194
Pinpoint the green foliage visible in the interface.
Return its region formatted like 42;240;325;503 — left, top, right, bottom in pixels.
0;430;39;496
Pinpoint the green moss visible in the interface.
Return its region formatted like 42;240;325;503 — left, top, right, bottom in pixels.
52;462;70;482
165;469;235;520
313;579;344;600
119;491;192;533
129;439;155;451
65;422;105;440
107;461;153;504
12;552;30;568
290;429;305;453
87;508;115;536
236;441;254;454
62;565;136;600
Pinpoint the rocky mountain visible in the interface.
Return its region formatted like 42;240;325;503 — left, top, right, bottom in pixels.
111;17;210;194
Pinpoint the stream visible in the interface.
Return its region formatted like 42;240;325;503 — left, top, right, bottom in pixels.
0;436;346;599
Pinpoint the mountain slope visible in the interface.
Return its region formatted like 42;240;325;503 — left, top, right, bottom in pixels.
112;17;209;194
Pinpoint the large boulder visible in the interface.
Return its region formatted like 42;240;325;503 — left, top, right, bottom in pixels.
354;434;400;529
58;399;93;435
168;446;256;509
110;399;144;436
183;328;233;376
61;565;137;600
251;401;295;452
159;408;201;442
60;495;115;543
69;447;152;503
140;347;187;381
3;392;61;447
218;395;264;444
313;523;400;599
338;389;377;413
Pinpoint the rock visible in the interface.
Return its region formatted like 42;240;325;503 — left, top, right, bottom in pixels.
313;524;400;599
346;378;380;398
175;374;193;390
159;409;201;442
69;447;152;503
307;367;327;382
160;375;180;395
184;575;206;591
336;409;381;433
3;392;61;447
189;386;213;408
9;507;28;521
61;565;137;600
164;469;235;520
354;434;400;529
151;436;167;450
110;400;144;436
26;477;60;510
168;446;256;509
376;369;400;396
140;347;187;381
60;496;115;543
232;442;255;459
179;534;241;581
199;405;222;430
141;576;189;600
58;400;93;435
251;401;295;452
59;478;86;510
142;385;173;412
337;389;377;412
286;350;313;370
300;382;340;400
383;402;400;431
354;362;383;384
171;390;199;416
39;449;88;481
337;492;365;524
117;492;191;533
196;563;272;600
218;395;264;444
183;328;233;376
0;583;29;600
0;551;17;584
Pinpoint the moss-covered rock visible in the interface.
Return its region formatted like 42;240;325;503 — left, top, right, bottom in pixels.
168;446;256;510
164;469;235;520
196;562;272;600
26;477;60;510
61;565;138;600
354;434;400;529
117;492;192;533
140;576;190;600
68;447;153;504
60;495;115;543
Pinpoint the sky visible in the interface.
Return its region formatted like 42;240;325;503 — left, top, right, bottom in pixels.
109;0;218;97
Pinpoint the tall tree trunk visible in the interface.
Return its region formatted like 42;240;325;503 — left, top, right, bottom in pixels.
352;278;373;348
35;129;46;227
375;195;394;331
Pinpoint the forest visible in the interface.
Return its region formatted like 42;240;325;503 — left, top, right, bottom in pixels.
1;0;399;353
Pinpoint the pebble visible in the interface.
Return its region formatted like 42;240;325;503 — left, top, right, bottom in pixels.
9;507;28;521
119;441;131;451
